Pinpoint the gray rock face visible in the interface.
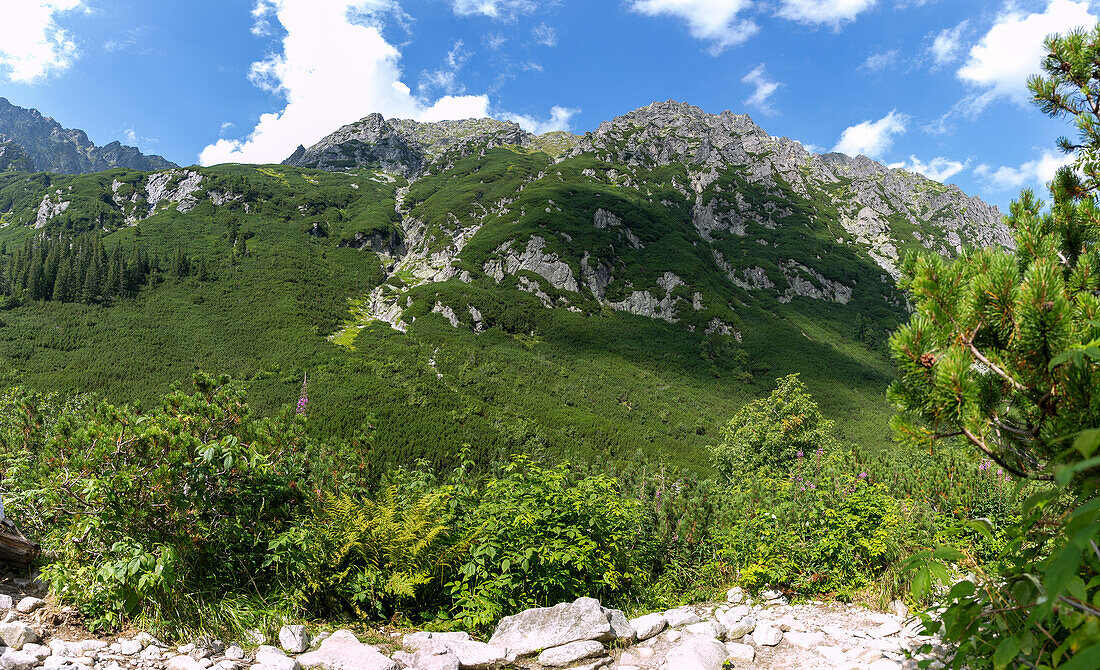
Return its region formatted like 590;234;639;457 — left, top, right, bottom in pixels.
0;623;36;650
536;640;605;667
296;630;396;670
0;97;176;174
0;142;34;172
661;636;726;670
488;597;611;658
283;114;531;177
278;626;310;654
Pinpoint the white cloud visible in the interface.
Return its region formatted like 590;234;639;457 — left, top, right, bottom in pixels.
0;0;84;83
888;155;969;182
832;109;908;158
450;0;538;20
957;0;1096;112
500;105;579;134
200;0;493;165
533;23;557;46
419;40;472;96
741;64;781;115
627;0;758;55
861;49;900;72
929;20;967;68
776;0;876;27
975;149;1075;190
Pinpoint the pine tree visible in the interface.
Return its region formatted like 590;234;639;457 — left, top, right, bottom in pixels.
889;25;1100;668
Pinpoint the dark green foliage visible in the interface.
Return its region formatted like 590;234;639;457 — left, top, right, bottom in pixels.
888;26;1100;668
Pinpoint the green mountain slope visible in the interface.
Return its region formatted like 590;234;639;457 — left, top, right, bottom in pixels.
0;102;1007;471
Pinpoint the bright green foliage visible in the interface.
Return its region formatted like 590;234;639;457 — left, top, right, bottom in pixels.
710;374;836;482
889;26;1100;669
267;487;456;620
718;469;902;599
447;456;648;631
26;373;304;630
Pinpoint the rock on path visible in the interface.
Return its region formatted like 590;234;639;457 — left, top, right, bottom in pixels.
2;570;947;670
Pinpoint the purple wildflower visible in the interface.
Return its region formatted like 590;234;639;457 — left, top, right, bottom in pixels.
296;374;309;416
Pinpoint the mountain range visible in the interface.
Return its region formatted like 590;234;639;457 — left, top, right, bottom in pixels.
0;99;1009;469
0;97;176;174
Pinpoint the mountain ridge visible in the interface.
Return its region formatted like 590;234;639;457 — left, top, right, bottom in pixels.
0;97;177;174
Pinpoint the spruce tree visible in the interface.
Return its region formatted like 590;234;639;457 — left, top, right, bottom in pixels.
890;25;1100;668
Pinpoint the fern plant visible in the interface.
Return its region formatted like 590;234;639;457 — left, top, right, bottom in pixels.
268;486;459;620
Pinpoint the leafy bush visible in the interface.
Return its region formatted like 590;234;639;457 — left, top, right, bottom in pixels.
32;373;304;630
710;374;836;482
447;456;648;630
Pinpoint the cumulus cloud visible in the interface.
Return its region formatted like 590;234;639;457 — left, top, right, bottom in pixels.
741;64;781;115
957;0;1096;113
500;105;579;134
200;0;494;165
776;0;876;27
888;155;969;182
450;0;539;20
0;0;84;83
626;0;758;55
832;109;908;159
929;20;967;68
975;149;1075;190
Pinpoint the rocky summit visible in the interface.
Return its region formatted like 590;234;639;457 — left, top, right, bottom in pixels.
0;98;176;175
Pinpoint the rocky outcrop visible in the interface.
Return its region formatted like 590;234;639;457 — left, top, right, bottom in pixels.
0;142;35;172
0;97;176;174
484;237;580;293
284;114;538;177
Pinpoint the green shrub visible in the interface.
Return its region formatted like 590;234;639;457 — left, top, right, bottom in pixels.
447;456;648;630
34;373;304;630
267;486;457;620
710;374;836;482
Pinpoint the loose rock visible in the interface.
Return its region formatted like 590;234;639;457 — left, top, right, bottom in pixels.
537;640;605;667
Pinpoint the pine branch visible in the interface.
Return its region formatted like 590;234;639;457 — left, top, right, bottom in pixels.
960;426;1054;481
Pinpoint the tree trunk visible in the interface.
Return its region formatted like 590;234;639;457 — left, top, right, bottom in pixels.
0;523;39;567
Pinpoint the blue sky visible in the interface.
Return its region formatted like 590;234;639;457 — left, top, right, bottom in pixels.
0;0;1096;210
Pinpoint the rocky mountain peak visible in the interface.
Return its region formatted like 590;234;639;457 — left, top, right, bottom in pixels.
0;97;176;174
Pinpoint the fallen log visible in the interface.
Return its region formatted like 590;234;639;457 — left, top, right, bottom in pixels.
0;521;39;567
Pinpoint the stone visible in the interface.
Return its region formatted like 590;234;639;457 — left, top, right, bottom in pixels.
410;651;459;670
117;639;143;656
684;622;723;640
663;607;704;629
402;631;505;669
255;645;299;670
488;597;610;657
726;587;745;604
245;630;267;646
279;626;310;654
0;597;11;611
20;644;49;661
12;599;41;616
601;608;636;644
296;630;397;670
571;660;611;670
224;646;245;661
629;614;666;641
784;631;824;648
724;642;755;662
167;655;208;670
725;617;756;640
178;644;197;655
663;636;726;670
869;660;903;670
0;650;38;670
874;621;903;638
0;624;37;651
537;640;605;667
817;645;846;664
199;659;214;669
751;624;782;647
